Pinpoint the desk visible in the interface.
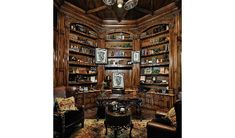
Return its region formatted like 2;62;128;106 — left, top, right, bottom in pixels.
96;94;142;121
104;108;133;138
102;89;137;95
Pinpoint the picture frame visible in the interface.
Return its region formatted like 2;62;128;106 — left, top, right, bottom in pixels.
95;48;107;64
132;51;140;63
140;76;146;82
112;72;124;89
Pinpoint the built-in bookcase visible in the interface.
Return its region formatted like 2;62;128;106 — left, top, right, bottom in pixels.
139;24;175;112
68;23;98;92
104;32;134;89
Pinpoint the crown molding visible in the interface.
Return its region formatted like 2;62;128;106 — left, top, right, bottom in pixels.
61;2;103;26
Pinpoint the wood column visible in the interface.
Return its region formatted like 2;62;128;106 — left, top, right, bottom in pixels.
174;12;182;96
169;11;181;96
97;34;106;88
54;11;68;87
132;36;141;88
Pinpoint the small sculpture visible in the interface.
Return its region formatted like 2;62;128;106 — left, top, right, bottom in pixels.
104;75;112;89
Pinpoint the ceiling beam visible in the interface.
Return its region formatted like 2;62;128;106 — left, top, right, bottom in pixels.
87;5;107;14
111;9;121;22
122;10;128;20
134;6;152;14
151;0;154;15
85;0;89;13
107;6;121;22
93;0;99;17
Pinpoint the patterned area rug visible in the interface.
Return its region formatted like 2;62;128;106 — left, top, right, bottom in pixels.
71;119;149;138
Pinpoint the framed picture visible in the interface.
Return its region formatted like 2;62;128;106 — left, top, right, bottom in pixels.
132;51;140;63
140;76;146;83
95;48;107;64
112;72;124;89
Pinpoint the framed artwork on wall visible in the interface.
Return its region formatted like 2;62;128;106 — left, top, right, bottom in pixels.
132;51;140;63
95;48;107;64
112;72;124;89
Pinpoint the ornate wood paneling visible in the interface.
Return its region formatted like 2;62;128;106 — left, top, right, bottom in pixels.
54;10;68;87
132;39;141;87
97;38;106;88
53;1;182;109
138;92;175;112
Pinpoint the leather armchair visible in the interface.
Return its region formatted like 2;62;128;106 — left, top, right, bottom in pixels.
147;100;181;138
53;86;84;138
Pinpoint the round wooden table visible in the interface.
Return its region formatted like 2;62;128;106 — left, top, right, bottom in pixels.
104;108;133;138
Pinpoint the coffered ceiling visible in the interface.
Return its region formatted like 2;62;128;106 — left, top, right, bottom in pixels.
56;0;180;22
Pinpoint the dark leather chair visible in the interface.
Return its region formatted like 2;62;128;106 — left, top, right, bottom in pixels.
53;86;84;138
147;100;181;138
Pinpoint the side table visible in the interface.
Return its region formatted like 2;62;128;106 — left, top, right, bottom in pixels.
104;108;133;138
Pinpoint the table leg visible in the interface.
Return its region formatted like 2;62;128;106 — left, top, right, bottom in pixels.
129;123;133;137
114;129;117;138
104;121;107;135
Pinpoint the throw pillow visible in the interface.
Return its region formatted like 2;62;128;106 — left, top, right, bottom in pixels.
165;107;176;127
55;96;77;113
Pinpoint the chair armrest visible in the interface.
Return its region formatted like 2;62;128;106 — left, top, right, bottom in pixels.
155;111;167;118
64;110;83;116
147;120;176;133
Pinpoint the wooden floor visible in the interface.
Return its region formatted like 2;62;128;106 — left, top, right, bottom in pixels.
84;107;156;120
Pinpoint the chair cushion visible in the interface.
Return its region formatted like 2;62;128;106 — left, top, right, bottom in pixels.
165;107;176;127
55;96;77;113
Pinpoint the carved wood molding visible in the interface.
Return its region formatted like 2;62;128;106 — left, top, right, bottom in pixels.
138;19;173;33
102;20;137;26
63;11;102;34
54;0;64;9
58;1;180;37
57;1;180;41
64;15;105;40
136;2;178;26
134;6;152;14
104;29;134;34
61;1;103;26
137;10;179;34
87;5;107;14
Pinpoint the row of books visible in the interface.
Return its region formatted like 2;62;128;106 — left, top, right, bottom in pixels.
69;67;96;74
70;44;95;55
141;57;169;65
69;55;95;64
141;67;169;74
106;33;133;40
141;44;169;56
70;24;97;37
106;43;132;48
69;75;97;83
108;50;131;57
69;34;97;47
140;24;169;39
142;35;169;47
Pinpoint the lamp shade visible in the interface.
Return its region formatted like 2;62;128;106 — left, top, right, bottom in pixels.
103;0;116;6
124;0;138;10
